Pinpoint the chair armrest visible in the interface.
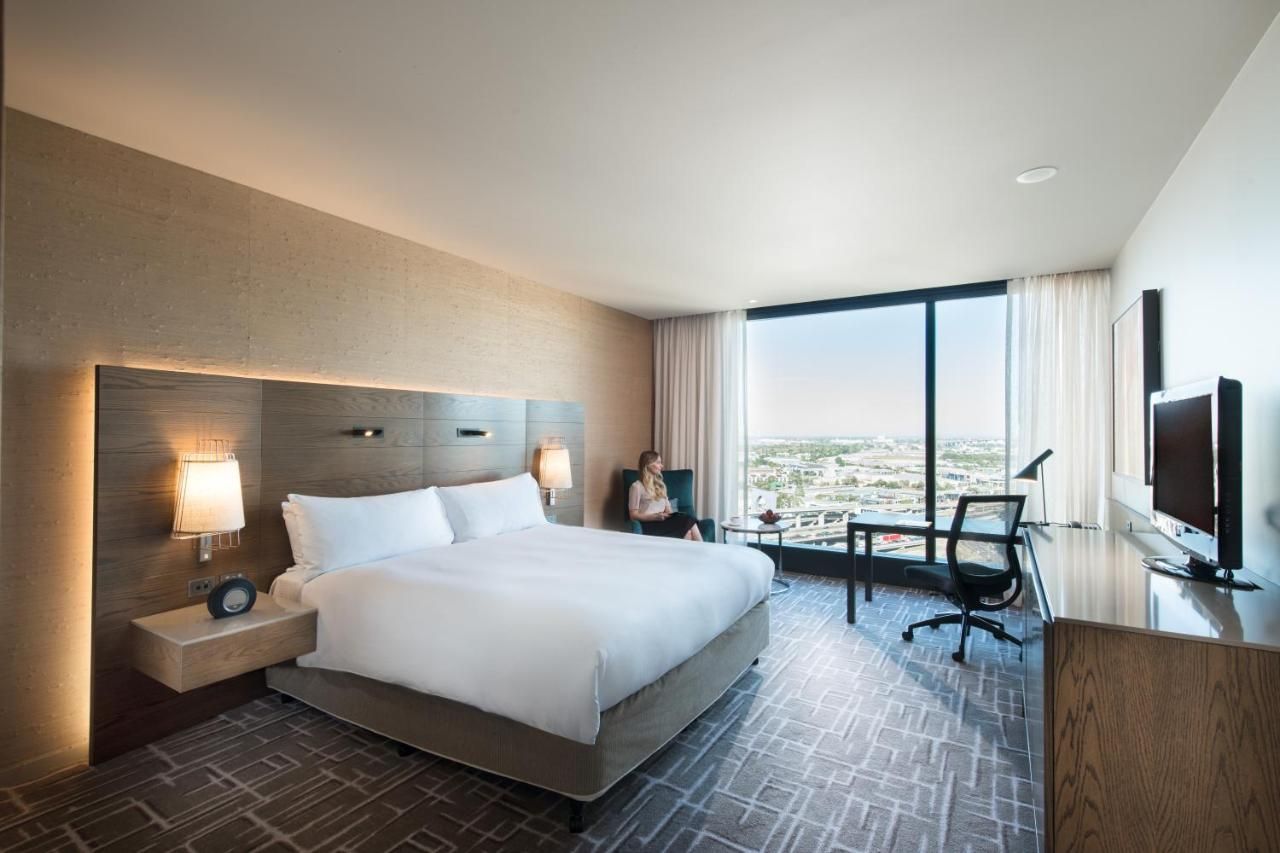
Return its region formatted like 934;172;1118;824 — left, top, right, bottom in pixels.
628;520;643;535
697;517;716;542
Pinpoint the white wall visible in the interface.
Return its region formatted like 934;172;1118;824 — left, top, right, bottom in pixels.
1111;15;1280;584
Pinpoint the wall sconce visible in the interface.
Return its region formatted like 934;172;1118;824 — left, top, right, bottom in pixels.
350;427;384;438
172;439;245;563
535;437;573;506
456;428;493;438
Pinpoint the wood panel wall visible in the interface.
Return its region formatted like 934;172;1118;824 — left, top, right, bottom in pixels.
1;6;5;553
93;366;584;762
94;375;267;763
1;111;652;784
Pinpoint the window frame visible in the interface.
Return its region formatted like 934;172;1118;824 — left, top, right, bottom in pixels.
745;279;1007;569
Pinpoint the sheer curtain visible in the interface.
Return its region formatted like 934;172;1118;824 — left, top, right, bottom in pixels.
1007;270;1110;525
653;310;746;524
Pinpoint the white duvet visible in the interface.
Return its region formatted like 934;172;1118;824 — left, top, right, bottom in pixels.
272;524;773;744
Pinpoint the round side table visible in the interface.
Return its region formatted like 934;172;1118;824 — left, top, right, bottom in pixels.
720;516;793;593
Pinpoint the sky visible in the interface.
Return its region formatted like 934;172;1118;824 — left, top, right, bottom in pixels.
747;295;1006;438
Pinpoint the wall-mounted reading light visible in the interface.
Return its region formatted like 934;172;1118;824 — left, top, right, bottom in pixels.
172;439;245;563
535;437;573;506
457;428;493;438
350;427;384;438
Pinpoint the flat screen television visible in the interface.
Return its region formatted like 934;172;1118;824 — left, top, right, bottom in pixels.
1148;377;1242;576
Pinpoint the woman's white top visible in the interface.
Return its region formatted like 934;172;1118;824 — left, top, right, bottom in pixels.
629;480;671;517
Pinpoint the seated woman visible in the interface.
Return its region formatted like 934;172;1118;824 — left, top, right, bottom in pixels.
629;450;703;541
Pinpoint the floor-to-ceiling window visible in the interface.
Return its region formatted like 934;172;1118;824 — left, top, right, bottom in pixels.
745;283;1006;561
935;294;1009;508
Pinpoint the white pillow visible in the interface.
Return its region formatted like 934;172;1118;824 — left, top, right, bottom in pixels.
436;473;548;542
281;501;303;567
284;487;455;574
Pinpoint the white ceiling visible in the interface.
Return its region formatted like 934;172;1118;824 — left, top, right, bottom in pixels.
7;1;1278;318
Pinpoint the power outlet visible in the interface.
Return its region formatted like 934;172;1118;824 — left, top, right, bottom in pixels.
218;571;246;584
188;577;214;598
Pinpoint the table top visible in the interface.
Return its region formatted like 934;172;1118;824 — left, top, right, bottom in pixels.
722;516;792;533
131;595;315;646
846;511;1016;543
846;511;933;531
1024;525;1280;652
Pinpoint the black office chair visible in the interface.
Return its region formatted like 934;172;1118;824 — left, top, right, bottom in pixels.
901;495;1026;662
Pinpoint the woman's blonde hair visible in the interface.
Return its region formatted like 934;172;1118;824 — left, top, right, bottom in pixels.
637;450;668;500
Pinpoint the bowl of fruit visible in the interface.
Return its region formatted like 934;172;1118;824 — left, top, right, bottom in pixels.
758;509;782;525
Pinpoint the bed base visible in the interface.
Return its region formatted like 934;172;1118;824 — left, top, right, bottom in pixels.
266;600;769;832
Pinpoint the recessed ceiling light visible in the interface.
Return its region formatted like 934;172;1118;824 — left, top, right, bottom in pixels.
1016;166;1058;184
747;298;759;304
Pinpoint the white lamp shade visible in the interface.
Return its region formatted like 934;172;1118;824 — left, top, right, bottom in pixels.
173;456;245;535
536;445;573;490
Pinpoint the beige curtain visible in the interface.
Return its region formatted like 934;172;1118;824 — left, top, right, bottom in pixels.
653;310;746;524
1007;269;1111;525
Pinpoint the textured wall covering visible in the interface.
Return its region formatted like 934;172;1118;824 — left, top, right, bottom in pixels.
0;110;653;784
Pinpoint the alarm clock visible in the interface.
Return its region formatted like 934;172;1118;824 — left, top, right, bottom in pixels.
207;577;257;619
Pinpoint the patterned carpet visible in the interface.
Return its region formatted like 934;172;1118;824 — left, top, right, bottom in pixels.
0;575;1037;852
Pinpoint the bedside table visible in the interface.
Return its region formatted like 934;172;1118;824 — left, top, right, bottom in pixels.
131;596;317;692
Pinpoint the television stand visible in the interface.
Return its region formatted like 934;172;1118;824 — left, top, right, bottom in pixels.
1025;526;1280;851
1142;554;1261;591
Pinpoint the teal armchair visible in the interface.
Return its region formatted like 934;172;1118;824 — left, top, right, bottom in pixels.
622;468;717;541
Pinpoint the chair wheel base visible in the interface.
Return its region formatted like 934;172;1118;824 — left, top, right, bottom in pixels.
901;630;913;641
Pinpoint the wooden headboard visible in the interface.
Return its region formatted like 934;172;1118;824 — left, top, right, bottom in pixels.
91;365;585;762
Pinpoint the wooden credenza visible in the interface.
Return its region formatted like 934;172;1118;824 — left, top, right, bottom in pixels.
1022;526;1280;853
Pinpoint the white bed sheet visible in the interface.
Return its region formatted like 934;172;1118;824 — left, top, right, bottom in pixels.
270;524;773;744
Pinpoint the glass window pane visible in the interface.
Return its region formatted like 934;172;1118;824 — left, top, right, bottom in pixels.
746;304;926;551
935;295;1008;524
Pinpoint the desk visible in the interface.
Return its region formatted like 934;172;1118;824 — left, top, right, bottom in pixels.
1022;525;1280;852
844;512;932;623
845;512;1018;623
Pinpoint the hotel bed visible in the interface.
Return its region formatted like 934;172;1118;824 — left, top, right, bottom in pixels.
267;491;773;830
89;366;774;819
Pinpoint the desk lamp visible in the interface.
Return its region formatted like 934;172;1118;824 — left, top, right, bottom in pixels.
1013;448;1054;525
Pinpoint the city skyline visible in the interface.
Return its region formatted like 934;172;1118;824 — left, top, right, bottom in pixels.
744;434;1007;551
